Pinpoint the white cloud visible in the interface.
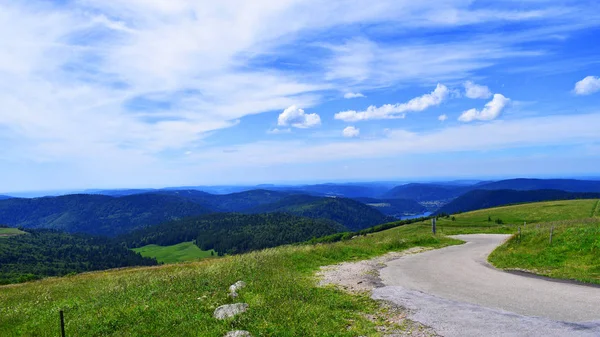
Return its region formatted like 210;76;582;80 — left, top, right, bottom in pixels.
267;128;292;134
438;114;448;122
574;76;600;95
458;94;510;122
335;84;449;122
277;106;321;129
344;92;365;99
342;126;360;138
464;81;492;99
188;113;600;168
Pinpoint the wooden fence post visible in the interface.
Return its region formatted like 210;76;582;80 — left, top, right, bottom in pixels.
432;218;436;235
549;226;554;245
60;310;65;337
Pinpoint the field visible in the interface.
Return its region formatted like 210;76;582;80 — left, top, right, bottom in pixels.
0;227;26;238
0;225;460;336
132;242;216;264
1;199;598;336
430;199;598;235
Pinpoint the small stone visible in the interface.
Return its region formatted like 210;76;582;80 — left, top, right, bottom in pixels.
224;331;252;337
213;303;249;320
229;281;247;293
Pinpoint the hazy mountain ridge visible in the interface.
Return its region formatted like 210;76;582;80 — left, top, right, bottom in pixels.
436;189;600;215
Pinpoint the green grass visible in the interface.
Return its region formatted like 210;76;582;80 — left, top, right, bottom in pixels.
431;199;598;235
132;242;216;264
489;217;600;284
0;227;26;238
0;224;460;337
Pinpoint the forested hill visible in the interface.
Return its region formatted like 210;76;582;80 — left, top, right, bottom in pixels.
436;189;600;215
383;183;468;202
119;213;346;255
156;189;292;212
474;178;600;192
244;195;393;231
0;229;157;285
0;195;12;200
0;194;210;236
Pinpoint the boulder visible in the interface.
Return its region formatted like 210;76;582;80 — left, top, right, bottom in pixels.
229;281;247;293
213;303;249;320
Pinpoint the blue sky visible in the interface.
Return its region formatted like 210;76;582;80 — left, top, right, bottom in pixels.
1;0;600;192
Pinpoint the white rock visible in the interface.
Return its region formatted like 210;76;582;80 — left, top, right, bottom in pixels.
224;331;252;337
213;303;249;320
229;281;247;293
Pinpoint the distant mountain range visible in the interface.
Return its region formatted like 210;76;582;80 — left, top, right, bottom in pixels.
0;195;12;200
436;189;600;215
383;179;600;202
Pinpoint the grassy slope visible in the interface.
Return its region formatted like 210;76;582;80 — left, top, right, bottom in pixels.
431;199;598;235
1;199;597;336
0;225;460;337
132;242;215;264
488;199;600;284
0;227;26;238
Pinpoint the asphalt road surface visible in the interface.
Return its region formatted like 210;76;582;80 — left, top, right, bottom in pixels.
374;234;600;336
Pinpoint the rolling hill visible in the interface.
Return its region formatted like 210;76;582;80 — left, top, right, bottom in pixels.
475;178;600;192
245;195;393;231
0;194;211;236
383;183;469;202
436;189;600;215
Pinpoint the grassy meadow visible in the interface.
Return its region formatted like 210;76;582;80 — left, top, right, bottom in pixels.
1;198;598;336
0;225;460;337
132;242;216;264
0;227;26;238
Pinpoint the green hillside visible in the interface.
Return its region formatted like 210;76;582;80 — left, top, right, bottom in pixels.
1;199;598;336
132;242;215;264
0;227;26;238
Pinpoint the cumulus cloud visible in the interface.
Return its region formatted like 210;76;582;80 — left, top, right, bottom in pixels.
344;92;365;99
458;94;510;122
277;106;321;129
343;126;360;138
335;84;449;122
574;76;600;95
464;81;492;99
438;114;448;122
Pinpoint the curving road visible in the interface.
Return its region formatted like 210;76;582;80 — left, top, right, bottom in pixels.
373;234;600;336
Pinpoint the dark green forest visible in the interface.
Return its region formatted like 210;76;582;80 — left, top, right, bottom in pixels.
0;194;210;236
245;195;393;231
120;213;346;255
0;230;157;284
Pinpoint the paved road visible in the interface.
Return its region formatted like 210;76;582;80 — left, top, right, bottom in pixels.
374;234;600;336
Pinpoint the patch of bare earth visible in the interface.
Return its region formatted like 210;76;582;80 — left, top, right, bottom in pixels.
316;247;439;337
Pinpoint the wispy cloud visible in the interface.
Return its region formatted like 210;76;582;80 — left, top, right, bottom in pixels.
344;92;365;99
438;114;448;122
335;84;449;122
464;81;492;99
